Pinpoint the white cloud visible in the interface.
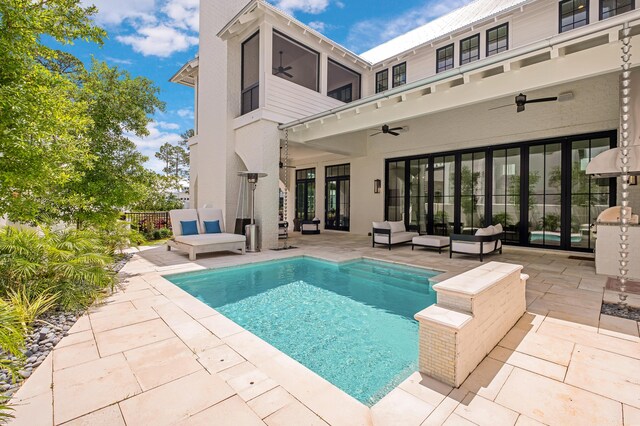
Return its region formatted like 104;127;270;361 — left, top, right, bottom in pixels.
176;108;194;119
163;0;199;31
126;122;184;172
85;0;200;58
105;56;133;65
272;0;330;14
156;121;181;130
307;21;326;33
346;0;473;53
116;25;198;57
83;0;157;26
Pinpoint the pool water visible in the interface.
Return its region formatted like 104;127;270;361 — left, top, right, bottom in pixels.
167;257;439;405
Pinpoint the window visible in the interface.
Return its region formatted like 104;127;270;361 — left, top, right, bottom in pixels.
327;60;361;103
436;44;455;73
392;62;406;88
559;0;588;32
460;34;480;65
241;32;259;115
272;31;319;92
376;69;388;93
486;23;509;56
600;0;634;19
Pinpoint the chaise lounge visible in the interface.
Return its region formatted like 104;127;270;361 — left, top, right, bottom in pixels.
167;208;246;260
449;224;503;261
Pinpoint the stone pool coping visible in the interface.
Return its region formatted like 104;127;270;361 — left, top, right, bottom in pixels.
8;236;640;425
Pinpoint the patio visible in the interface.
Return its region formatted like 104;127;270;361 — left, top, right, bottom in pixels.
8;233;640;426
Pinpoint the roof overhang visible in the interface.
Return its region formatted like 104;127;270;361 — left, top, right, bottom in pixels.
280;10;640;142
169;57;199;87
217;0;371;70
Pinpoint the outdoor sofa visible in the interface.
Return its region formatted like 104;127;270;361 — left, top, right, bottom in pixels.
167;208;246;260
372;220;419;250
450;224;503;261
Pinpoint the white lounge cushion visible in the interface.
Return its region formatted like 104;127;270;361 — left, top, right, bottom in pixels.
494;223;503;234
475;226;496;236
452;240;501;254
388;221;406;233
413;235;450;247
174;233;245;245
374;231;418;244
372;221;390;230
170;209;199;236
198;208;226;233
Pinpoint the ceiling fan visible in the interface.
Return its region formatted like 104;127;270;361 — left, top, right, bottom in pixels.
273;51;293;78
370;124;406;137
279;147;296;169
490;93;560;113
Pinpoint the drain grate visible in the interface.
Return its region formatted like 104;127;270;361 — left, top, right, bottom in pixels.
567;255;594;261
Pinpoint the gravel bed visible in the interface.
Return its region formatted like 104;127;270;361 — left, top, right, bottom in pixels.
601;302;640;321
0;253;132;399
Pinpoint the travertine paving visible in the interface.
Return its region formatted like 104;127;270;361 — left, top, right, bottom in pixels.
8;233;640;425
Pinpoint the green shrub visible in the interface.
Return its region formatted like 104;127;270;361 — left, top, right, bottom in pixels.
152;229;162;240
7;287;58;332
159;228;172;239
0;226;116;310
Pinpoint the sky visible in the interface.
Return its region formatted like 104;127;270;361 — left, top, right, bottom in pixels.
68;0;473;172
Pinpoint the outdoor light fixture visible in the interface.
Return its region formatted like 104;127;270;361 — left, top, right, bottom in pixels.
374;179;381;194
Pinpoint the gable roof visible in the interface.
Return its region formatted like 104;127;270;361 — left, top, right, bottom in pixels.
360;0;531;64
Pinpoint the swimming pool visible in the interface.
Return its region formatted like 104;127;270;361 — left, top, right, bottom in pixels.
167;257;440;405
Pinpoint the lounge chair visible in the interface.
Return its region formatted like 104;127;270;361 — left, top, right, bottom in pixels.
167;208;246;260
372;221;419;250
449;224;503;261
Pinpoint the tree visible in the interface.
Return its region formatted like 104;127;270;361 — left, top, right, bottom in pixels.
55;59;164;226
130;172;185;212
155;140;189;190
0;0;105;223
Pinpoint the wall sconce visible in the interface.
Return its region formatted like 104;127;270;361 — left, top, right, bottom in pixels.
630;175;638;186
374;179;381;194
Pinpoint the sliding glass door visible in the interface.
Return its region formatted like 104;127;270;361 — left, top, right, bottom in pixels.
384;131;616;251
295;168;316;222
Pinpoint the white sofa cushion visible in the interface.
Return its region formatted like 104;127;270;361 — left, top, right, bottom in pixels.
476;226;496;236
373;221;390;230
198;208;226;233
388;221;406;233
452;240;501;254
170;209;199;236
374;231;418;245
174;233;245;245
494;223;503;234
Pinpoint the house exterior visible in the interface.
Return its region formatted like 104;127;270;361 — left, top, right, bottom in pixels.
171;0;640;251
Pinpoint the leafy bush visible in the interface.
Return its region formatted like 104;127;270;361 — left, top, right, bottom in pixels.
98;221;144;253
0;226;116;310
6;287;58;332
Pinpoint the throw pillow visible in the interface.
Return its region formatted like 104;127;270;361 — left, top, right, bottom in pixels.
389;221;406;233
204;220;222;234
181;220;199;236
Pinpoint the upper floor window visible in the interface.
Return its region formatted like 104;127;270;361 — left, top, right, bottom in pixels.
436;44;455;73
559;0;588;32
376;69;389;93
392;62;406;88
327;59;361;103
487;24;509;56
241;31;259;115
600;0;634;19
460;34;480;65
272;30;319;92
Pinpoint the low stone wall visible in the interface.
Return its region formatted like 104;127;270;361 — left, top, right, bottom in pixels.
415;262;528;387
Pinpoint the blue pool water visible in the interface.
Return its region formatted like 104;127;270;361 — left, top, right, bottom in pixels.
167;257;439;405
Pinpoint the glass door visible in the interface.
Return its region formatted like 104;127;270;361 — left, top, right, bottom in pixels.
409;158;429;233
295;168;316;221
528;143;562;247
325;164;350;231
432;155;456;235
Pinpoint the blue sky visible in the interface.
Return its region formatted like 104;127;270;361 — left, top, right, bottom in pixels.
70;0;472;172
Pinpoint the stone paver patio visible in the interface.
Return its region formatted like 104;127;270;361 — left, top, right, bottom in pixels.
7;232;640;425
